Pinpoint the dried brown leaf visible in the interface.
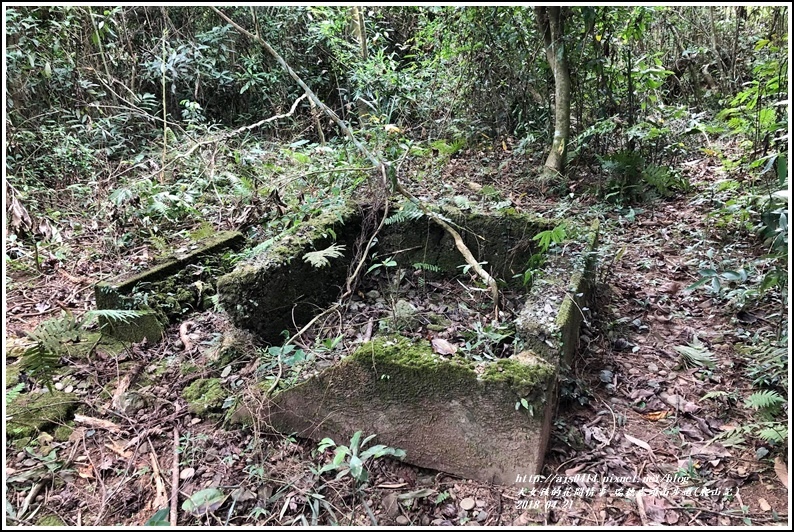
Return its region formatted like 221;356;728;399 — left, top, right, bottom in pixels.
774;457;788;488
9;195;33;234
431;338;457;355
624;433;652;452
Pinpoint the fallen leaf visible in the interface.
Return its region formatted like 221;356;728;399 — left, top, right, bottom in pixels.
590;426;610;445
774;457;788;488
180;467;195;480
625;433;652;452
105;440;133;459
689;442;731;458
431;338;457;355
77;465;95;479
758;498;771;512
643;411;671;421
9;194;33;234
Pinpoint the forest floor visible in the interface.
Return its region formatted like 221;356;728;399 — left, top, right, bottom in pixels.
4;139;789;527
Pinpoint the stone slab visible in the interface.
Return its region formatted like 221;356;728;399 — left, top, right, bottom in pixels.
95;230;244;342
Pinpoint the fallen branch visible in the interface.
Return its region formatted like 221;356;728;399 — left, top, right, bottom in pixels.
178;321;195;352
211;7;499;316
170;427;179;526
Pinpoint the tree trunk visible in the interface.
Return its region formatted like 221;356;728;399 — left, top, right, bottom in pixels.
351;6;370;122
534;6;571;178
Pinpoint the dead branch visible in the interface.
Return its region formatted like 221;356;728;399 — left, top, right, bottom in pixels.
170;427;179;526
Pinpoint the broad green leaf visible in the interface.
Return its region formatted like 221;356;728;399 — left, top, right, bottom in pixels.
145;508;170;526
719;271;743;281
349;455;364;480
685;277;711;291
349;431;362;455
182;488;227;517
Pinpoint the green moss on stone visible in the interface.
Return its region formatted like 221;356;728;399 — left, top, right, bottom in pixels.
54;423;75;442
348;337;476;403
481;358;555;398
36;515;66;526
345;336;555;407
6;390;78;439
182;378;225;415
5;360;22;387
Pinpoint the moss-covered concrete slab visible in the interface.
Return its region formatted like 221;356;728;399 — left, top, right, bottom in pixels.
264;337;556;485
6;390;79;440
515;220;600;365
94;230;244;342
218;203;362;342
182;378;225;416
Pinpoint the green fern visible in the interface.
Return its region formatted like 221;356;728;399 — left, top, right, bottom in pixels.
700;390;729;401
742;341;788;389
84;309;148;328
20;309;144;391
757;424;788;445
532;224;567;253
303;244;346;268
385;201;423;225
673;336;716;369
22;314;81;391
6;382;25;406
745;390;786;412
412;262;441;273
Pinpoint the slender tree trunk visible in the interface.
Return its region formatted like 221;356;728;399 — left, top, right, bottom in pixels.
534;7;571;178
351;6;369;122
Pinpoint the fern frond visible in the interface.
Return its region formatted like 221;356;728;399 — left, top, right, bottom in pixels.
385;201;423;225
20;341;61;392
674;336;716;369
303;244;346;268
700;390;728;401
744;390;786;410
6;382;25;406
412;262;441;273
83;309;146;327
757;424;788;444
21;312;87;391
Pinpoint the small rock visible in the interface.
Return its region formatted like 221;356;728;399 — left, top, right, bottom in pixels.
460;497;476;511
613;338;633;351
475;499;486;508
54;382;64;391
180;467;195;480
382;493;400;517
395;515;410;525
648;363;658;372
475;510;488;522
64;385;74;394
599;370;613;383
